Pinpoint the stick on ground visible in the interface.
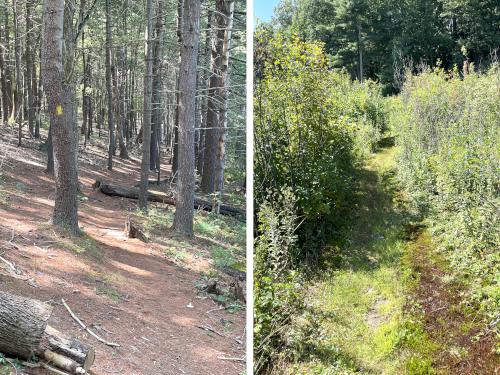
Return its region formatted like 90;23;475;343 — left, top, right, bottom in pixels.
61;299;120;348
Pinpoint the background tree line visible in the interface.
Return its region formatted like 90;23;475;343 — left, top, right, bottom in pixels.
267;0;499;93
0;0;246;236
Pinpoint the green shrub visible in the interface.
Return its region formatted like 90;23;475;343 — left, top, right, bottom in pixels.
392;65;500;324
254;32;387;261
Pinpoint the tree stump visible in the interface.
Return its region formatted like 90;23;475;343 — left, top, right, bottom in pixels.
125;216;148;242
0;291;95;374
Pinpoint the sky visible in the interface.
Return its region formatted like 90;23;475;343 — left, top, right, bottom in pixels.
254;0;281;24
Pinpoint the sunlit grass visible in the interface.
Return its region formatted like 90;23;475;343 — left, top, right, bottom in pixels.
133;206;245;275
294;145;437;374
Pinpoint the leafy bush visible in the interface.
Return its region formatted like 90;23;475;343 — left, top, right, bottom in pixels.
254;32;388;373
255;32;386;261
392;65;500;323
254;188;307;373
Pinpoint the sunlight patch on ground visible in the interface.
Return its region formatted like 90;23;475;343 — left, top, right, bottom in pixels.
170;314;197;327
109;260;154;277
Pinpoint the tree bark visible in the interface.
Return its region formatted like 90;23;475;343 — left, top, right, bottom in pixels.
116;46;128;158
213;0;234;212
138;0;154;210
200;0;227;193
42;0;79;234
172;0;201;236
150;0;165;172
13;0;23;145
105;0;115;170
171;0;183;178
0;291;94;373
195;10;212;176
0;4;12;123
25;0;35;136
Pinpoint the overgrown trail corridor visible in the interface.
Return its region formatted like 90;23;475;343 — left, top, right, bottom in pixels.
297;141;499;374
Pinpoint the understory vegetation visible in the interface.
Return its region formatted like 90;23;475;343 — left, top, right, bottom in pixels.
391;65;500;327
254;32;499;374
254;33;388;372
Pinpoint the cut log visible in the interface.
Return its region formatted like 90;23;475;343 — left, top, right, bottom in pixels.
125;216;148;242
93;179;245;219
0;290;95;374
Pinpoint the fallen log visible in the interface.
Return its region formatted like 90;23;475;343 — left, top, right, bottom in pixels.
93;180;245;219
0;290;95;374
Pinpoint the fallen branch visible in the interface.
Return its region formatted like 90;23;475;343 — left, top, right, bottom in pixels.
61;299;120;348
217;356;245;362
93;180;245;220
0;254;17;272
195;324;225;337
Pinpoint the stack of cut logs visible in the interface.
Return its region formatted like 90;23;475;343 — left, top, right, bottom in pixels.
0;291;95;374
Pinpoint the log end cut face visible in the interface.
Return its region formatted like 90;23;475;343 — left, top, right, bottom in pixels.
0;290;53;359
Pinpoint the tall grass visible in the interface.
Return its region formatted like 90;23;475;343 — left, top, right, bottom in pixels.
391;65;500;324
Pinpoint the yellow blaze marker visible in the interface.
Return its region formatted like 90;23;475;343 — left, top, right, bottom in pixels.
56;105;63;116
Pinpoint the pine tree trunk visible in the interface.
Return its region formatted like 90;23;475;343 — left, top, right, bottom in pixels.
105;0;115;170
150;0;165;172
200;0;226;193
213;0;234;212
0;2;13;122
171;0;184;178
173;0;201;236
138;0;154;210
42;0;79;234
116;46;128;158
25;0;35;136
13;0;23;145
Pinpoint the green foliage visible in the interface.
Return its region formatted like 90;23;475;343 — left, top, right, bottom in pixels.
392;65;500;324
0;353;22;374
254;33;389;373
212;246;238;269
269;0;499;92
255;33;386;260
254;189;307;373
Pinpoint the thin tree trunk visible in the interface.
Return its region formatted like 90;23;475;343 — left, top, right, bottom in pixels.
200;0;226;193
213;0;234;212
42;0;79;234
195;9;212;175
25;0;35;136
116;46;128;158
35;41;42;138
105;0;115;170
0;2;13;122
138;0;154;211
171;0;183;177
13;0;23;145
173;0;201;237
150;0;165;172
81;30;88;147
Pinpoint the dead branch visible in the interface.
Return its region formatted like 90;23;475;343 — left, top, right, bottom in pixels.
61;299;120;348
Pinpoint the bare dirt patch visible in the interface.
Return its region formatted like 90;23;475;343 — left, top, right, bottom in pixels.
407;231;498;374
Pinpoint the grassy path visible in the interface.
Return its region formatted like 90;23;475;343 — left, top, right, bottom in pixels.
293;143;498;374
295;144;412;373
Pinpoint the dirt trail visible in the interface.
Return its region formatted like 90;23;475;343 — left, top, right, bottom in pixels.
407;231;499;374
0;130;245;375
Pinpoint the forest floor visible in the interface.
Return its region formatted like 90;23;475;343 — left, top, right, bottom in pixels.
293;140;499;374
0;127;246;375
